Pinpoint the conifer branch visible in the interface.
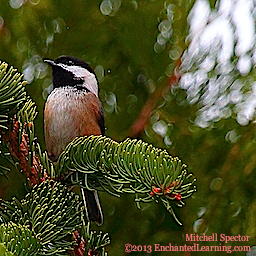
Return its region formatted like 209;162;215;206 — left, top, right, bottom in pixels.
0;180;82;255
0;62;27;130
0;222;41;255
73;222;110;256
0;60;46;184
56;135;197;225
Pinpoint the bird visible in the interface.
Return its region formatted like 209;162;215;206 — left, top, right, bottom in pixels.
44;55;104;225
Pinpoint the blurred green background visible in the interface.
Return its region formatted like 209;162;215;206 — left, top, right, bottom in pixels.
0;0;255;255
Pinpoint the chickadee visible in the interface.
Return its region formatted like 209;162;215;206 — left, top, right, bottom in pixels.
44;55;104;225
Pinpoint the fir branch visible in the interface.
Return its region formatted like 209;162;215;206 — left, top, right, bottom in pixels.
0;243;14;256
0;60;27;176
0;60;52;184
1;115;43;185
0;61;27;130
73;222;110;256
0;221;41;256
0;180;83;255
56;135;197;225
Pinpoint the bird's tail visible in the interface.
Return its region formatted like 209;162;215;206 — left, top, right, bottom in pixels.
81;188;103;226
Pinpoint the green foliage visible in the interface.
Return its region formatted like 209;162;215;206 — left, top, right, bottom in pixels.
0;61;27;130
0;180;83;255
81;222;110;256
1;0;255;255
0;222;41;256
0;243;14;256
57;135;196;225
0;60;54;184
0;57;197;254
0;61;38;178
0;138;14;178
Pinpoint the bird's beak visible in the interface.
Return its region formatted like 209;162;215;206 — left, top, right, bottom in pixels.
44;58;56;66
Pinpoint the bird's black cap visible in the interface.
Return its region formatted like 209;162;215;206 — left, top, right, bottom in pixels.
44;55;96;76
